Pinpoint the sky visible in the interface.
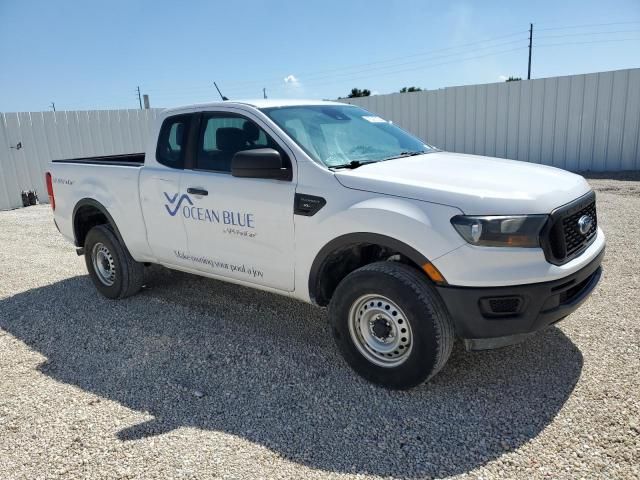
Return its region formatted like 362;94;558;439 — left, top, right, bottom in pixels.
0;0;639;112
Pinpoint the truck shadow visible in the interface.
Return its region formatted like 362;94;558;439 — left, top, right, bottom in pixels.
0;268;583;478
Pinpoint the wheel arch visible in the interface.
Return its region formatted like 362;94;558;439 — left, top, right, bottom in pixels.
308;233;433;306
72;198;126;250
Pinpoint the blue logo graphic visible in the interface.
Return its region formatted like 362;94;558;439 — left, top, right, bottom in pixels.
164;192;193;216
163;191;255;229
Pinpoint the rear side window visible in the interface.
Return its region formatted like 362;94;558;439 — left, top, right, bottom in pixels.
156;114;192;168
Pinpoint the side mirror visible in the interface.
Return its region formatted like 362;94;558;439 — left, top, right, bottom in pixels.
231;148;291;180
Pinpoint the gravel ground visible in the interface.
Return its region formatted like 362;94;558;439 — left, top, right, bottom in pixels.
0;177;638;479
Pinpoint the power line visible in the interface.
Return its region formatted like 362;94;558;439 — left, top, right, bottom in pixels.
136;31;639;104
534;37;640;48
218;24;637;91
151;45;528;102
536;29;640;39
536;20;640;32
55;97;138;109
256;40;528;87
54;20;639;109
293;47;527;86
143;31;529;95
232;31;529;87
142;23;639;96
144;42;528;100
290;36;636;89
148;23;637;98
150;50;528;103
190;40;529;96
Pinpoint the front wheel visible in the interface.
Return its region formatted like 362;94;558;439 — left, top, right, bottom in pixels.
84;225;144;299
329;262;454;389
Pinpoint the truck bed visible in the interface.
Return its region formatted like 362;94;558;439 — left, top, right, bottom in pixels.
52;153;144;167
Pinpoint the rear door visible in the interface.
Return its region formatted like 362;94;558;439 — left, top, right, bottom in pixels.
180;109;296;291
139;113;193;266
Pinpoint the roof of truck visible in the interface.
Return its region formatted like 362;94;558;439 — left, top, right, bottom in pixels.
163;98;349;113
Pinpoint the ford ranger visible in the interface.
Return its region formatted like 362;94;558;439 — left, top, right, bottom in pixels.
46;99;604;389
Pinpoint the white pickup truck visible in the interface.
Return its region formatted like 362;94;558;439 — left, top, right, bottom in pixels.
47;99;604;389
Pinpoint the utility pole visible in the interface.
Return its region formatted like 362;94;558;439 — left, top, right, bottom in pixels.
49;102;56;112
136;86;142;110
263;87;267;99
527;23;533;80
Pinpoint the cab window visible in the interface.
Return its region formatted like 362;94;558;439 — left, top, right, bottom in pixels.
156;114;192;169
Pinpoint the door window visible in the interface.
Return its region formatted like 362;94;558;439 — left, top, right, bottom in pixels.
197;114;282;172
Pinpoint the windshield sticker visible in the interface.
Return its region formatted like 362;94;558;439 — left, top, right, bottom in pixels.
362;115;387;123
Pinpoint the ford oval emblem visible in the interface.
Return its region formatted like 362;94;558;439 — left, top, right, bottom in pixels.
577;215;593;235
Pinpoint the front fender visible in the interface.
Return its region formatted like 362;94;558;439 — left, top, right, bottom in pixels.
318;196;465;260
294;194;465;302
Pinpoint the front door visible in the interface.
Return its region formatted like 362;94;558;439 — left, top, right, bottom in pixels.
139;113;192;266
180;110;296;291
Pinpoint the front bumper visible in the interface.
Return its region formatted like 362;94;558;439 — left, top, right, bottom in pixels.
435;248;604;349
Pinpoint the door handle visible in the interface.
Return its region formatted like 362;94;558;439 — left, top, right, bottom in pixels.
187;187;208;196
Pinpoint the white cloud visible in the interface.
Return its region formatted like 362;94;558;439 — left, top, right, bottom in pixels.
284;74;300;86
498;75;508;82
282;74;305;98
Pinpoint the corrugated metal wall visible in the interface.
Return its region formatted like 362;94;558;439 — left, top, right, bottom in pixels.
339;68;640;173
0;109;160;211
2;69;639;210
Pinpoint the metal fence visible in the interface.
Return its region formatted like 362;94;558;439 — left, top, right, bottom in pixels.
0;109;160;210
339;68;640;173
2;69;639;210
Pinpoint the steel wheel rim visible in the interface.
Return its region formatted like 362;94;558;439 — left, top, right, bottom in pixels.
348;294;413;368
92;242;116;286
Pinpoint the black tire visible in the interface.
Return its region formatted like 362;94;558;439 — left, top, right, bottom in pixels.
84;225;144;299
329;261;454;389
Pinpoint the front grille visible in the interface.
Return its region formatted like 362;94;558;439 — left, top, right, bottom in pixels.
541;191;598;265
562;202;597;257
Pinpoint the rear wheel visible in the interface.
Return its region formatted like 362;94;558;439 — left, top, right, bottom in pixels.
84;225;144;299
329;262;454;389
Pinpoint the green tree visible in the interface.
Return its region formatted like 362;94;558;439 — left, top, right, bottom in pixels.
400;86;423;93
505;76;522;82
347;88;372;98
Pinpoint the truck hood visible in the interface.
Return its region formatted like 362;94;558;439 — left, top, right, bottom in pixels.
334;151;591;215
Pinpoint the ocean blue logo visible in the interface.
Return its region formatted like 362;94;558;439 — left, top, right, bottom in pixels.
164;192;193;216
163;191;255;228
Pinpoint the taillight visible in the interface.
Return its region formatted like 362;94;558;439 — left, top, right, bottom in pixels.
45;172;55;211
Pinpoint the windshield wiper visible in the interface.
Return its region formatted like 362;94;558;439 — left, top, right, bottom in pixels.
330;151;426;169
329;160;378;170
381;151;426;161
381;150;427;162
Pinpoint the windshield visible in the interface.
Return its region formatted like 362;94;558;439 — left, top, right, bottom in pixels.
261;105;434;168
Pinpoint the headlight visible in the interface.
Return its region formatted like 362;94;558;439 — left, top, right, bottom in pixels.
450;215;548;247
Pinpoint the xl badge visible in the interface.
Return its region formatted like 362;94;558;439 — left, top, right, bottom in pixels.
577;215;593;235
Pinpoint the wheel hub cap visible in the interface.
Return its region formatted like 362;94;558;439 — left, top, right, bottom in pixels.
92;242;116;286
370;317;393;341
348;294;413;368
